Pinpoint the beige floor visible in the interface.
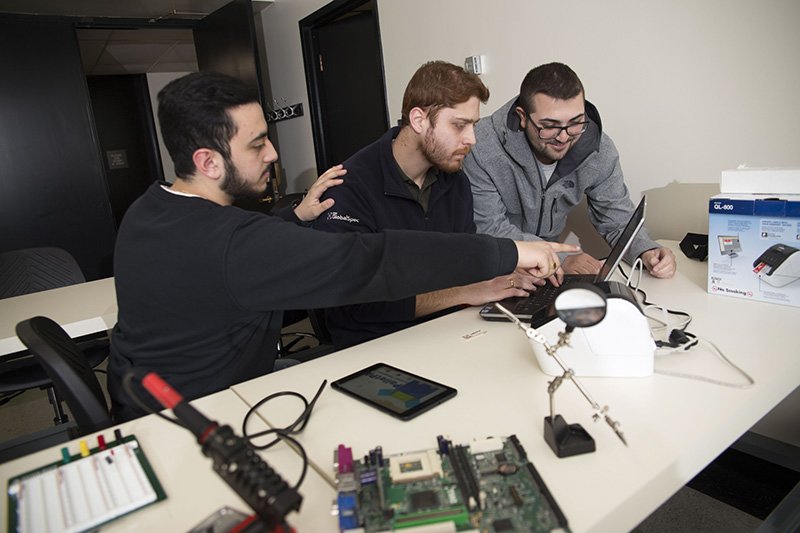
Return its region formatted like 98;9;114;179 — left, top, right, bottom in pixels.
0;358;109;443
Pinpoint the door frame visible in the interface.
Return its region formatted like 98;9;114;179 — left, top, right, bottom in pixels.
299;0;388;172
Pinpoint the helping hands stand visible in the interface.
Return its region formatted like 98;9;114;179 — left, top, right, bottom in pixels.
495;301;627;458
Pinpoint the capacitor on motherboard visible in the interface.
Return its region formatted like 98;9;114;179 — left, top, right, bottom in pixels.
369;447;377;466
437;435;450;455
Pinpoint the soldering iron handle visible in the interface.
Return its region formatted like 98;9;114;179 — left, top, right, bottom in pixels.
140;371;303;528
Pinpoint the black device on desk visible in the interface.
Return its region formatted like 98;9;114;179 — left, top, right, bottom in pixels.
331;363;457;420
480;196;646;326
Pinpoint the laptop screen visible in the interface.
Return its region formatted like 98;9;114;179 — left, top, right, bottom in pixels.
594;196;647;282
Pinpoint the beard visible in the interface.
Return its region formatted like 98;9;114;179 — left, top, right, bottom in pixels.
220;157;267;200
421;128;470;174
529;136;576;165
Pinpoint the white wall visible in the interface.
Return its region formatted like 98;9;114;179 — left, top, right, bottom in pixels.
146;72;192;183
260;0;800;238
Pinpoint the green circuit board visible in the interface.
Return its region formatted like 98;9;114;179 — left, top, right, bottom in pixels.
334;435;569;532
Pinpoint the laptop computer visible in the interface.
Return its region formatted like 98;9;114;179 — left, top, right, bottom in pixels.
479;196;646;325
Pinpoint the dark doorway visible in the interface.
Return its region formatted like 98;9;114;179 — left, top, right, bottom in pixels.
75;0;272;215
194;0;266;104
86;75;163;227
0;17;117;280
300;0;389;172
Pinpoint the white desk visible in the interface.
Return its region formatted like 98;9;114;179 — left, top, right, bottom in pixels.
231;240;800;532
0;389;336;532
2;241;797;531
0;277;117;356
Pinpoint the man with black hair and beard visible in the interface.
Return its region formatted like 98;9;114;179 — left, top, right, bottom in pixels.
313;61;560;350
108;71;577;420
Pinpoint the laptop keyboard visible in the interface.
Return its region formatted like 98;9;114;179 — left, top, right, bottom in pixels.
487;274;596;318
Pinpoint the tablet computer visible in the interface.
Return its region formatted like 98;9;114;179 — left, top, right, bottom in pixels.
330;363;457;420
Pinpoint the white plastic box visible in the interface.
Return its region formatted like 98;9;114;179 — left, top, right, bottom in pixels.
721;167;800;194
708;193;800;308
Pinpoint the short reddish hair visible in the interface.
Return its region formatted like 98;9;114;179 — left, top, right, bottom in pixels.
400;61;489;127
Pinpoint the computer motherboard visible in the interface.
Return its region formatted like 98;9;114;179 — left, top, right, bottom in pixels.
333;435;569;532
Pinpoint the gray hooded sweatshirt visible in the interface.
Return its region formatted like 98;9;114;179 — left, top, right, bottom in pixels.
463;96;658;263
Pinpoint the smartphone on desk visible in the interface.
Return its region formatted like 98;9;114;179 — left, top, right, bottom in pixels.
330;362;457;420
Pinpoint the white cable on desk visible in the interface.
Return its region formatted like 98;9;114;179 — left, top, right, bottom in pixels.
655;337;756;389
617;263;755;389
616;263;692;337
645;304;692;336
626;258;644;292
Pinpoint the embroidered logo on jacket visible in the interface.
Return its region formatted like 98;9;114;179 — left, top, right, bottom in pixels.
326;211;360;224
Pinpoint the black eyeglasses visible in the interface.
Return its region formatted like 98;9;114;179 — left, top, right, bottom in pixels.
526;115;589;140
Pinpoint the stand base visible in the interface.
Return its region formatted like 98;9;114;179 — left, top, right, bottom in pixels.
544;415;596;458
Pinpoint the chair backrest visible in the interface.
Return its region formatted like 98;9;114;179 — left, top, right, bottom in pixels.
308;308;333;345
0;247;85;299
269;192;305;214
15;317;111;435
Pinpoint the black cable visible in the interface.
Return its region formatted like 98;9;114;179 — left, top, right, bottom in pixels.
241;379;327;490
123;370;325;491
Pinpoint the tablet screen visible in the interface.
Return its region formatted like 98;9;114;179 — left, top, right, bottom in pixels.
331;363;457;420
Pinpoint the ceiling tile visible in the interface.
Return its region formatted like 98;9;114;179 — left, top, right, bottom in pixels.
105;43;173;64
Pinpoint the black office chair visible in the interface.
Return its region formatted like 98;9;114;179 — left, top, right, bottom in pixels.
307;308;333;346
269;192;305;214
278;308;336;362
268;193;336;361
0;247;110;424
15;316;111;436
0;246;86;298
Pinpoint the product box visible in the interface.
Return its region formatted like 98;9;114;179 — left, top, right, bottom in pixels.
721;167;800;194
708;194;800;308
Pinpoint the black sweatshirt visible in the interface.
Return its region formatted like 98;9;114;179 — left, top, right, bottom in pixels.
108;182;517;418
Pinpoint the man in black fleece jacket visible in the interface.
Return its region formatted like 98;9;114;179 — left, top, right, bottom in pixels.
108;72;577;421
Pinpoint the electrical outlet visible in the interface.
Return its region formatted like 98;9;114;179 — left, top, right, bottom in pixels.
464;55;485;75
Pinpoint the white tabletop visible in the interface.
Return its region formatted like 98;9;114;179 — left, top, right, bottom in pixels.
0;277;117;356
0;389;335;532
231;240;800;533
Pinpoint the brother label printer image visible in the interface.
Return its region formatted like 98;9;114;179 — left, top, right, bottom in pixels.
753;243;800;288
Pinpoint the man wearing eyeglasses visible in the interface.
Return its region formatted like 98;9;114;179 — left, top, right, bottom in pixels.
463;62;675;279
